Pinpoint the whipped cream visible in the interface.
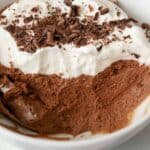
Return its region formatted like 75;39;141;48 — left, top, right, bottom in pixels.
0;0;149;78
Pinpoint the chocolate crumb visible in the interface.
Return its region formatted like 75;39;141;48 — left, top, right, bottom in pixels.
24;16;33;23
58;44;62;48
123;35;131;40
94;12;99;20
142;23;149;29
0;15;6;19
96;45;103;52
98;6;103;11
0;21;8;25
13;18;20;23
117;11;120;16
46;32;55;46
131;53;140;59
70;5;80;16
31;7;39;13
64;0;72;6
16;15;22;18
141;23;150;40
0;15;7;25
129;18;138;23
99;7;109;15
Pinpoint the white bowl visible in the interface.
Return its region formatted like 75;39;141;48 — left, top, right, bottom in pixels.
0;0;150;150
0;107;150;150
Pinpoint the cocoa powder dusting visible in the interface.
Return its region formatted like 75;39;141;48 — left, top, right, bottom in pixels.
0;60;150;135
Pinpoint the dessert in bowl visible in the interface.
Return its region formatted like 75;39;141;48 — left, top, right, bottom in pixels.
0;0;149;149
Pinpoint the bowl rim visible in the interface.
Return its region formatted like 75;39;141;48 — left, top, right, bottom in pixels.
0;114;150;147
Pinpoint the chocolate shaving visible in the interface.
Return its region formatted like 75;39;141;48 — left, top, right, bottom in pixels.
0;15;6;19
5;9;132;53
131;53;140;59
12;19;20;24
99;7;109;15
129;18;138;23
46;31;55;46
70;5;80;16
94;12;99;20
0;15;7;25
123;35;131;40
31;7;39;13
24;16;33;23
142;23;149;29
142;23;150;41
117;11;121;16
96;45;103;52
64;0;72;6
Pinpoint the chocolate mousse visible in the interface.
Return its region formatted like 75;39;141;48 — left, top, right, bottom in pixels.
0;60;150;135
0;0;150;136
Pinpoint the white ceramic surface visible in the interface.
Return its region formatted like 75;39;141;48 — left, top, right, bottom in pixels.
119;0;150;23
116;125;150;150
0;0;150;150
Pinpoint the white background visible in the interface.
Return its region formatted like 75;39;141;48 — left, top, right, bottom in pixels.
116;125;150;150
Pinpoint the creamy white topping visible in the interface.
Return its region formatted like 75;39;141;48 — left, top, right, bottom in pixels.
0;0;149;78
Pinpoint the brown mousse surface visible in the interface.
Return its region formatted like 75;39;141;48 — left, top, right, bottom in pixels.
0;60;150;135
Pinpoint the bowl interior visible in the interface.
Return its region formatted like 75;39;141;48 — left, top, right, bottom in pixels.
0;0;150;142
